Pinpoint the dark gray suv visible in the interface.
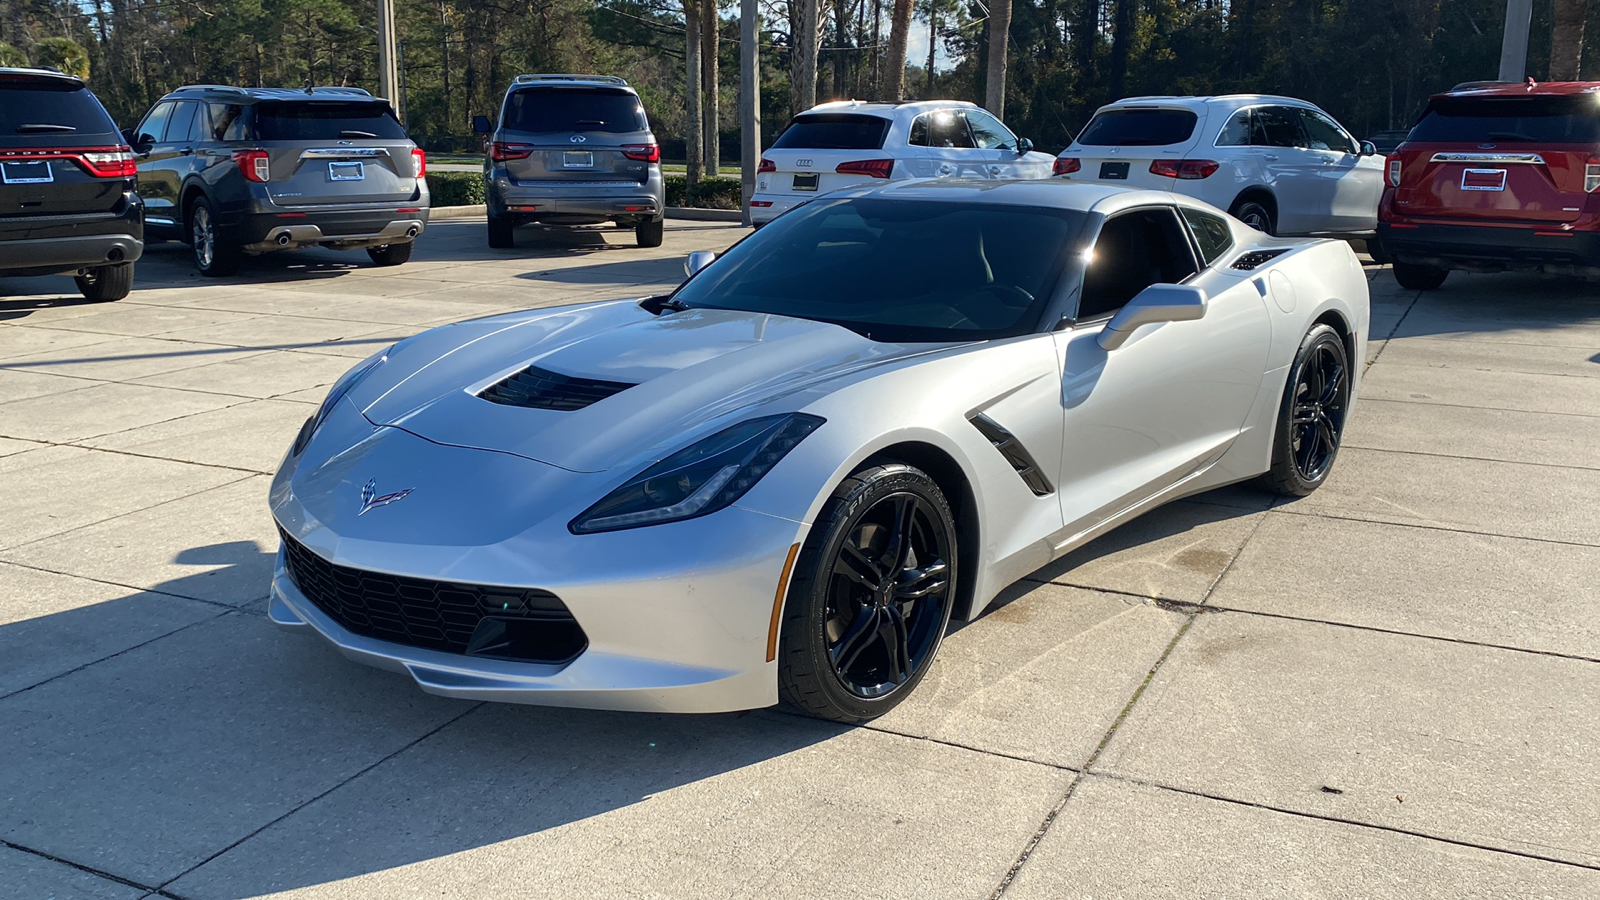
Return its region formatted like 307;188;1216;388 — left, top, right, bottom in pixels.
129;85;429;276
473;74;665;248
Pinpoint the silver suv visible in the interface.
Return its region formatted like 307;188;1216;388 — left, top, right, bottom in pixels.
473;75;665;248
129;85;429;276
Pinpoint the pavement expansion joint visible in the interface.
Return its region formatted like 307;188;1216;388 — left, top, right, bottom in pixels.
1341;442;1600;472
0;837;167;896
0;470;260;555
1270;505;1600;550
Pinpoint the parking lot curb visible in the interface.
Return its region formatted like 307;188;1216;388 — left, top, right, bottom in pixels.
423;205;745;224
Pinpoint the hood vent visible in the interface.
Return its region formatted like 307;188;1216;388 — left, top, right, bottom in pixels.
1230;249;1290;271
479;365;636;411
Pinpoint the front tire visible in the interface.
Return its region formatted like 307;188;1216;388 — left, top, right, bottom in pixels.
777;464;958;723
635;218;664;248
1256;324;1351;497
75;263;133;302
1393;260;1448;290
366;242;413;266
189;197;241;277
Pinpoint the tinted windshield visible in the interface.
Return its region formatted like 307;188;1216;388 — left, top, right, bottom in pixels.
503;87;647;133
252;101;407;140
673;198;1083;342
1078;108;1198;146
772;114;891;149
0;80;118;144
1409;95;1600;143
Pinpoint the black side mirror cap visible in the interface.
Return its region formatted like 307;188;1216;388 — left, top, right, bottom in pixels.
471;115;492;135
1018;137;1034;155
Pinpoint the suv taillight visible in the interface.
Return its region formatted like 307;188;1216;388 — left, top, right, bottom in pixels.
411;147;426;178
1053;157;1081;176
757;158;776;173
1388;156;1403;188
836;158;894;178
621;143;660;163
232;150;270;183
489;141;534;162
79;147;138;178
1586;158;1599;193
1149;159;1219;180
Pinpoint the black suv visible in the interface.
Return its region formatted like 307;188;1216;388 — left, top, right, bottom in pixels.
1;68;142;301
128;85;429;276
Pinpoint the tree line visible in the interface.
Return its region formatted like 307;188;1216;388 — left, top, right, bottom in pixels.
1;1;1593;167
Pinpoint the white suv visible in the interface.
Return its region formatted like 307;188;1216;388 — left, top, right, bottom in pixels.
750;100;1056;224
1053;95;1385;237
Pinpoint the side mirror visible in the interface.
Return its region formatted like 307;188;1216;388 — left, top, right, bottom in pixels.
1359;140;1377;157
685;250;717;277
471;115;492;135
1097;284;1207;351
1017;137;1034;155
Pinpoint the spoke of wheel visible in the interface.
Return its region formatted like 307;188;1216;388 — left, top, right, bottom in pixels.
894;559;949;600
830;604;880;672
1320;361;1344;405
1296;424;1320;473
883;495;918;572
1292;402;1319;425
834;542;884;590
883;604;912;684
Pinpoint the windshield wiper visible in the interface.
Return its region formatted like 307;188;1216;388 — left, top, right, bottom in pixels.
16;123;76;133
639;294;689;315
338;129;378;138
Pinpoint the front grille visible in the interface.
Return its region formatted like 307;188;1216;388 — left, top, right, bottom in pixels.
1230;249;1290;271
478;365;635;411
279;529;587;665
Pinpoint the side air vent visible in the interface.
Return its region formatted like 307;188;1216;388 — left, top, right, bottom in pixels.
1230;249;1290;271
479;365;636;411
969;413;1054;496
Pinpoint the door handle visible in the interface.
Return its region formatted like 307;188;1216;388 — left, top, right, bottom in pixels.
180;147;194;156
1261;154;1279;162
987;165;1002;176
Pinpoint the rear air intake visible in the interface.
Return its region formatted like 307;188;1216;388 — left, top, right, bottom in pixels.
479;365;636;411
1230;249;1290;271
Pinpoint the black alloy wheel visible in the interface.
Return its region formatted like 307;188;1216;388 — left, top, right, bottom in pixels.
1233;199;1276;235
778;464;958;723
1257;324;1350;496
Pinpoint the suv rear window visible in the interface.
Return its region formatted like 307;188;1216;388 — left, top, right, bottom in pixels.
1408;95;1600;144
0;80;118;141
503;88;647;134
772;114;891;150
252;102;408;141
1077;109;1199;146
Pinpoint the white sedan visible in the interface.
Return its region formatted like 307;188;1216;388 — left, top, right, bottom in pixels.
1053;94;1386;237
749;99;1056;224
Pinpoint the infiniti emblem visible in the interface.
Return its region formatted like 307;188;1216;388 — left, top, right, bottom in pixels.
358;479;413;516
570;135;587;143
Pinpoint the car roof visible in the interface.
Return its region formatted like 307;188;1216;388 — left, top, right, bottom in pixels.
827;178;1202;216
159;85;381;103
1095;94;1325;114
0;66;85;88
506;74;638;94
796;99;980;121
1433;80;1600;99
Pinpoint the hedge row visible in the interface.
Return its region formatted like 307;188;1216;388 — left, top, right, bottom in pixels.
426;170;742;210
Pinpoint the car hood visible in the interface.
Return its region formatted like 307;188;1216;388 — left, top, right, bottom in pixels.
355;300;945;473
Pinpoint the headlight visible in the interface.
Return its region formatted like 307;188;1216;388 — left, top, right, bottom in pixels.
570;413;825;534
290;350;388;457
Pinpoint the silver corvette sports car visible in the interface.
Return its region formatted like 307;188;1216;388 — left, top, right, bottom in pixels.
269;180;1369;723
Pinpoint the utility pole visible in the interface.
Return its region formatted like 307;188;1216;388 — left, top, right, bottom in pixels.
740;0;760;225
1498;0;1533;82
376;0;401;111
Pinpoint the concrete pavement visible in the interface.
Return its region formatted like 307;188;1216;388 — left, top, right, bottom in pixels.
2;221;1598;898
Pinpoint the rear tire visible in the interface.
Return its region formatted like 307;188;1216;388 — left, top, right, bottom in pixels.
1255;324;1351;497
635;218;664;248
487;213;514;249
189;197;241;277
75;263;133;302
366;242;413;267
1232;199;1276;235
777;464;958;723
1392;260;1448;290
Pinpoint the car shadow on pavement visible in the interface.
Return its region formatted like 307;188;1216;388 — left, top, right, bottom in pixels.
1372;270;1600;345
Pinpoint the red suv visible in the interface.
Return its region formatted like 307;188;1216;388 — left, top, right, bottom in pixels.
1377;82;1600;289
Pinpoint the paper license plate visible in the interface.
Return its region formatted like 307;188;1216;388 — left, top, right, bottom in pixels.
1099;161;1130;180
1461;168;1506;192
329;161;365;182
1;160;53;184
563;151;594;168
792;173;819;191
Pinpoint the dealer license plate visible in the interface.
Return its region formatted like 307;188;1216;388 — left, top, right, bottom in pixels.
329;161;365;181
1461;168;1506;192
792;173;819;191
1;160;53;184
563;151;594;168
1099;161;1130;180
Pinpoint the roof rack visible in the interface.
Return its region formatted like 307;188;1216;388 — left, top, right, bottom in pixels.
513;74;629;86
172;84;251;95
1449;80;1513;91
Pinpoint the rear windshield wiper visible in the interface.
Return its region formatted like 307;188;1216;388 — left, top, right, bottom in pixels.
16;123;77;133
338;129;378;138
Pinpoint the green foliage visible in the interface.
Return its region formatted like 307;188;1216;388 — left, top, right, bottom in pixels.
0;44;28;68
426;172;486;207
665;175;742;209
35;37;89;80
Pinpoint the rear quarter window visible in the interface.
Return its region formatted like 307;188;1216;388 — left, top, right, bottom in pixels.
252;102;408;141
1077;109;1199;146
1180;208;1233;265
1408;96;1600;144
503;88;648;134
0;80;118;141
772;114;891;150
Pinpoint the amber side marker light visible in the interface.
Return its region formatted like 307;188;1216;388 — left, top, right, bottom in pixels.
767;542;803;662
